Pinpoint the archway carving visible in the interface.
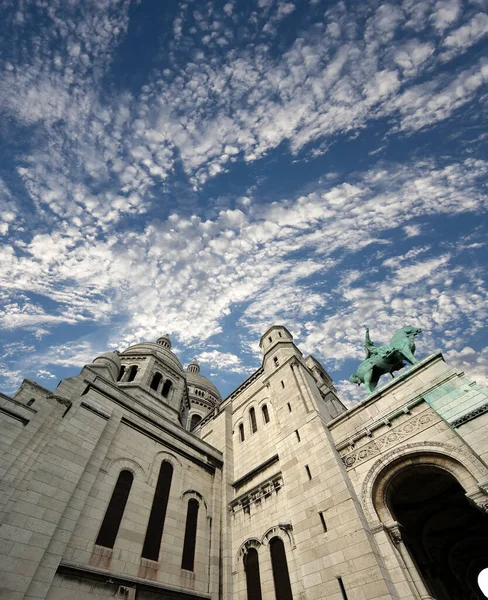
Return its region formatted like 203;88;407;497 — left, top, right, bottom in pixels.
361;441;488;526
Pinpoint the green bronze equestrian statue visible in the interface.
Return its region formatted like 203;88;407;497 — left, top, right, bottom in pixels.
349;325;422;394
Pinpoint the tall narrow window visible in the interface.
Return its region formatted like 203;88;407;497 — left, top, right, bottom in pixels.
150;372;162;390
181;499;199;570
273;357;279;368
190;414;202;430
281;381;285;388
161;379;172;398
262;405;270;424
96;470;133;548
239;423;245;442
244;547;263;600
250;407;257;433
305;465;312;480
295;430;301;442
142;462;173;560
287;402;292;412
270;537;293;600
117;365;126;382
127;365;138;382
268;336;272;343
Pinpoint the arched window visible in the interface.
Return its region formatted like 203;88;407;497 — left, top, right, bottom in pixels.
250;408;257;433
150;372;162;391
244;547;263;600
239;423;245;442
270;537;293;600
142;461;173;560
181;499;199;570
95;470;133;549
127;365;138;382
190;414;202;430
117;365;126;382
262;405;270;424
161;379;173;398
273;357;279;368
26;398;35;407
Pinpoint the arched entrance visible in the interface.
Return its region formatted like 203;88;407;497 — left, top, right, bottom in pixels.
386;465;488;599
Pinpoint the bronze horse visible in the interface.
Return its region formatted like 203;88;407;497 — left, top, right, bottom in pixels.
349;325;422;394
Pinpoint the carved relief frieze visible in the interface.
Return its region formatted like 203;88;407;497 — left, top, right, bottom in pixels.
229;473;283;516
341;410;434;469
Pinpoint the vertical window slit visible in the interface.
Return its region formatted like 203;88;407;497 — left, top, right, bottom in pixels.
244;547;263;600
239;423;245;442
305;465;312;480
281;381;285;388
270;537;293;600
319;512;327;532
262;405;270;424
295;430;300;442
250;407;257;433
141;461;173;560
287;402;292;412
337;576;348;600
181;499;199;571
96;470;133;549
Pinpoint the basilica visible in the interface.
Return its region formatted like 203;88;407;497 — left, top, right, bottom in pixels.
1;325;488;600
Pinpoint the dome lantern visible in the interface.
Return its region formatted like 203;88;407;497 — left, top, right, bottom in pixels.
157;334;172;350
187;359;200;374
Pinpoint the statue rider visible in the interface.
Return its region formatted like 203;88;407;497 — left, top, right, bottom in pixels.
364;326;379;359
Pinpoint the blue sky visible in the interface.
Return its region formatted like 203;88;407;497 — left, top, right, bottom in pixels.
0;0;487;404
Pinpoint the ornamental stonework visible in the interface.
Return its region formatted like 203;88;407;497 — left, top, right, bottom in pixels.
340;410;434;469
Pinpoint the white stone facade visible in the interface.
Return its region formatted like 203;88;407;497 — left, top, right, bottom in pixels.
1;326;488;600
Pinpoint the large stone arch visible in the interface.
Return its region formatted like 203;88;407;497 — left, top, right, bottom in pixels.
361;441;488;527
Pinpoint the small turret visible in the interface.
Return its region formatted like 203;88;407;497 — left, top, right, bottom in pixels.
187;359;200;374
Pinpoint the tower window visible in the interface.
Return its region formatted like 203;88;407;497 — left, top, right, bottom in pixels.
287;402;292;412
278;331;282;338
127;365;138;382
26;398;35;407
262;405;270;424
305;465;312;480
281;381;285;388
150;372;162;391
96;470;133;549
190;414;202;430
181;499;199;571
244;547;263;600
270;537;293;600
295;430;301;442
268;336;272;343
250;407;257;433
161;379;173;398
117;365;126;382
273;357;279;368
142;461;173;561
239;423;245;442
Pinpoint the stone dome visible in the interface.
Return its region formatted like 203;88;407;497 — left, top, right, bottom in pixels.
92;351;121;381
121;342;183;374
186;361;222;401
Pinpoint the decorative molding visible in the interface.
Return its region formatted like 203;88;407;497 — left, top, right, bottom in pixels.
229;472;283;515
341;410;434;469
335;396;426;452
451;403;488;427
